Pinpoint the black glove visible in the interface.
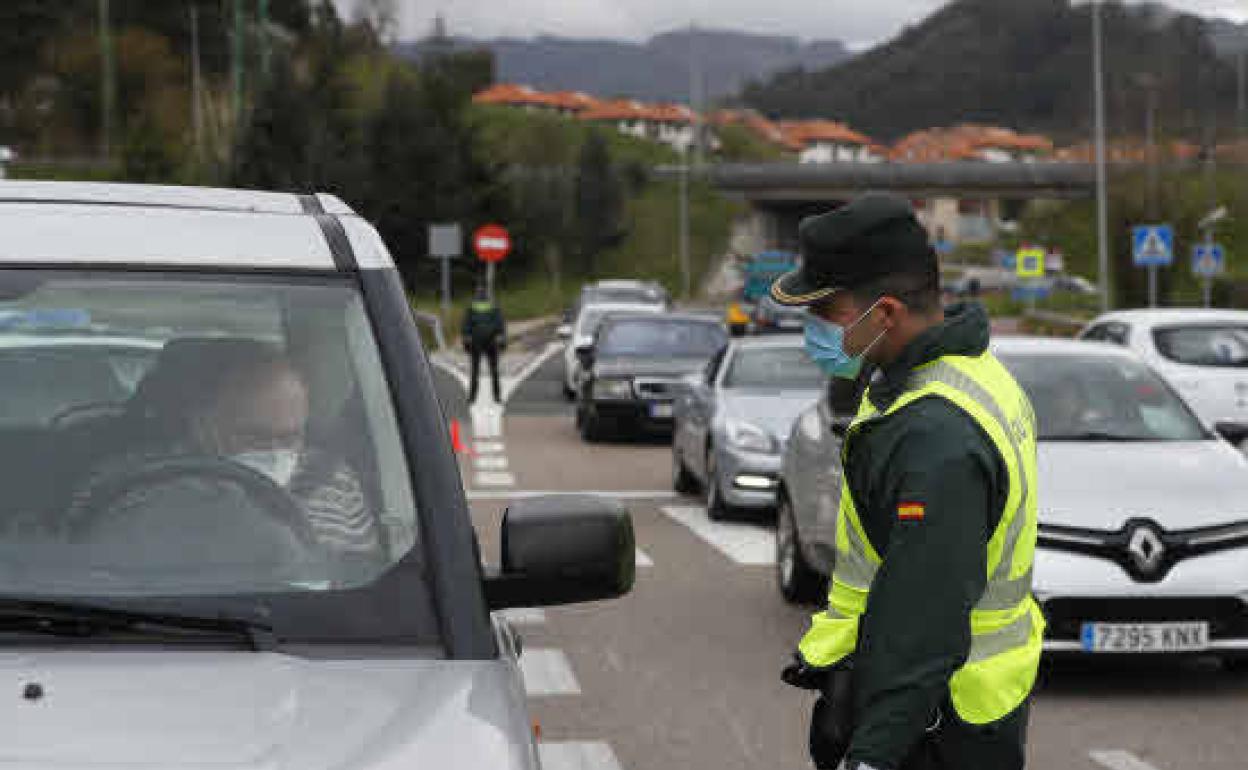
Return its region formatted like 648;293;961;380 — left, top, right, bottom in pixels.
782;654;855;770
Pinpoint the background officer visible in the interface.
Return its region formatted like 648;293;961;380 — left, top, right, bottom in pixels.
462;285;507;404
772;193;1043;770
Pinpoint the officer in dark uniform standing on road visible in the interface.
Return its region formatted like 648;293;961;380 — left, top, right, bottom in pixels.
771;193;1043;770
462;284;507;404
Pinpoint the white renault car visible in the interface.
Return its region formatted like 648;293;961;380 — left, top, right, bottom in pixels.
780;336;1248;663
1080;308;1248;430
0;180;634;769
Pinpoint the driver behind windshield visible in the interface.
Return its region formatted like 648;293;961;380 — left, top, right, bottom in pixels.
71;342;383;559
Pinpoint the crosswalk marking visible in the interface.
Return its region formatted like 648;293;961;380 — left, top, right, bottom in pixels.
474;455;509;471
497;608;547;625
475;471;516;487
1089;750;1165;770
467;489;678;501
635;548;653;567
661;505;775;565
539;741;624;770
520;648;581;696
475;441;505;454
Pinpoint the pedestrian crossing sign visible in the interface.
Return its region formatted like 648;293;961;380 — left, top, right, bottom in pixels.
1015;246;1045;278
1192;244;1225;278
1132;225;1174;267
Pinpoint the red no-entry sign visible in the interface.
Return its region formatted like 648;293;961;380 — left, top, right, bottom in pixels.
473;224;511;264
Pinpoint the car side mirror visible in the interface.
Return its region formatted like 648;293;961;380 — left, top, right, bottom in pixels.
1215;421;1248;446
485;495;635;610
576;345;594;370
556;323;572;340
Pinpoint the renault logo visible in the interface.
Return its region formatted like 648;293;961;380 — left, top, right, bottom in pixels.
1126;524;1166;576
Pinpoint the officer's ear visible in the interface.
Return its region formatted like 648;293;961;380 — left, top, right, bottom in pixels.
873;295;909;329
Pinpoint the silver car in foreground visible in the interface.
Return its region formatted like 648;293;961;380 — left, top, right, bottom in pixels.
672;335;824;519
779;336;1248;665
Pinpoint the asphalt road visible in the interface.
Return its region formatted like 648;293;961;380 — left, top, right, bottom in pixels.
439;342;1248;770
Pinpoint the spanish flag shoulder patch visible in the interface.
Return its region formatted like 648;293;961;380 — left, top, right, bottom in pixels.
897;501;926;521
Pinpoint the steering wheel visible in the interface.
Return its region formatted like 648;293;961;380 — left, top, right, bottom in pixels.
69;456;320;549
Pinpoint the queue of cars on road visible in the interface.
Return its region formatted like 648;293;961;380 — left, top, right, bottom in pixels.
559;279;1248;664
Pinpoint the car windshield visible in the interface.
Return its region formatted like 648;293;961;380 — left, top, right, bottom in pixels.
1153;325;1248;367
0;271;434;644
585;287;664;305
723;347;825;390
598;319;727;358
1001;352;1208;442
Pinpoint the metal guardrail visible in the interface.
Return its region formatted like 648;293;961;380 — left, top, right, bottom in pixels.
411;310;448;351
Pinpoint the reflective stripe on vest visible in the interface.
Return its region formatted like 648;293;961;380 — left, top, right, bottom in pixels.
796;352;1045;725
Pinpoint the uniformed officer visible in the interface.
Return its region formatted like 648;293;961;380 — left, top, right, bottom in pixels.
462;285;507;404
771;193;1043;770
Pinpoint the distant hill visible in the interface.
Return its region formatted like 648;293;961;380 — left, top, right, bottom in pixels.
741;0;1239;143
396;28;849;103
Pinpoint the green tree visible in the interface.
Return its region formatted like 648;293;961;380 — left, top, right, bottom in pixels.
573;130;625;277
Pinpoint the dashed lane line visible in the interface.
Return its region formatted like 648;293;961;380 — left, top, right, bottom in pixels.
519;648;581;696
1089;750;1165;770
661;505;776;566
474;455;510;471
539;741;624;770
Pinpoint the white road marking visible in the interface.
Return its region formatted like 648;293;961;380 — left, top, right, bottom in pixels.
635;548;653;567
502;341;564;402
661;505;776;565
474;455;509;471
539;741;624;770
520;648;581;696
467;489;680;501
471;402;504;438
475;471;516;488
496;608;547;625
1089;750;1165;770
475;441;506;454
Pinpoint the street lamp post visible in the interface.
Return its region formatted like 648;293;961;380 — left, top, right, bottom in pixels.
1092;0;1112;312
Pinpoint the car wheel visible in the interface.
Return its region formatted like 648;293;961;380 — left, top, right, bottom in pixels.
580;408;611;443
563;382;576;401
776;494;824;604
705;449;730;520
672;446;700;495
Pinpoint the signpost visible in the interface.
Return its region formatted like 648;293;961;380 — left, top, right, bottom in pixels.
1132;224;1174;308
473;223;512;299
428;223;461;322
1192;243;1225;308
1014;245;1049;307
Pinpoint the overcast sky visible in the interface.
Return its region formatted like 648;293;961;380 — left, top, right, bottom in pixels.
336;0;1247;49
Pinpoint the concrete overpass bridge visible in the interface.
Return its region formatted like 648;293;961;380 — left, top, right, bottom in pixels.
684;161;1099;253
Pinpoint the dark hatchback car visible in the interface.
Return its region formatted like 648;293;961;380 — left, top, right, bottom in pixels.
577;314;728;442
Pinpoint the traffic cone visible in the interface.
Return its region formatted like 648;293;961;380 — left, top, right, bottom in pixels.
450;419;472;455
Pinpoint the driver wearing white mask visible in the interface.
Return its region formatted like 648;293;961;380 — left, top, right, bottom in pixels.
191;352;383;557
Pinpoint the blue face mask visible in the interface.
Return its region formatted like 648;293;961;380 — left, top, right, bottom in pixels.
803;301;884;379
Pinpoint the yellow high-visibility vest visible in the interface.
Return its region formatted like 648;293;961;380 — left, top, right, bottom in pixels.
798;351;1045;725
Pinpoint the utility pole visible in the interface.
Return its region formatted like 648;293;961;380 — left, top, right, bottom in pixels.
1145;79;1159;307
231;0;245;124
258;0;272;86
98;0;115;160
679;150;691;301
190;3;204;160
1092;1;1112;312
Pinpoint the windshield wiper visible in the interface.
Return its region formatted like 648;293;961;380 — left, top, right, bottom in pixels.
0;597;276;651
1042;431;1154;442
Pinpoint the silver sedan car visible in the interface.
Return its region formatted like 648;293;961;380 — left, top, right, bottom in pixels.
672;335;824;519
779;337;1248;666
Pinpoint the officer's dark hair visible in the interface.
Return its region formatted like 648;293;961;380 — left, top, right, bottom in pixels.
850;265;941;315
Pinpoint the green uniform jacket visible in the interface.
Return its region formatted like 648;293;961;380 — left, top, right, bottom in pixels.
843;303;1029;770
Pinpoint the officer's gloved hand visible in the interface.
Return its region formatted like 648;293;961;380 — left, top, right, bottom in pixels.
782;653;855;770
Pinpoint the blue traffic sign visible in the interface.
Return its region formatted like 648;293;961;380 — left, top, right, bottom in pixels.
1132;224;1174;267
1192;244;1225;278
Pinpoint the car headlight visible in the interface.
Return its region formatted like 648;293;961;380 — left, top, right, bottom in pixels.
726;418;778;454
593;378;633;400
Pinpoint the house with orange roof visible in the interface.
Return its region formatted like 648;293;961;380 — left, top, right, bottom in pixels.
891;125;1053;164
580;100;700;153
779;120;882;164
472;84;600;117
710;110;801;153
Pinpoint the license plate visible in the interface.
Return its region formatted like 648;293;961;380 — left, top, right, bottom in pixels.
1080;622;1209;653
649;403;674;419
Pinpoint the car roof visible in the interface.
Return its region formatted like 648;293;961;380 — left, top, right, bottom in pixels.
601;311;725;326
731;334;805;350
1087;308;1248;327
991;335;1140;360
0;180;392;271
